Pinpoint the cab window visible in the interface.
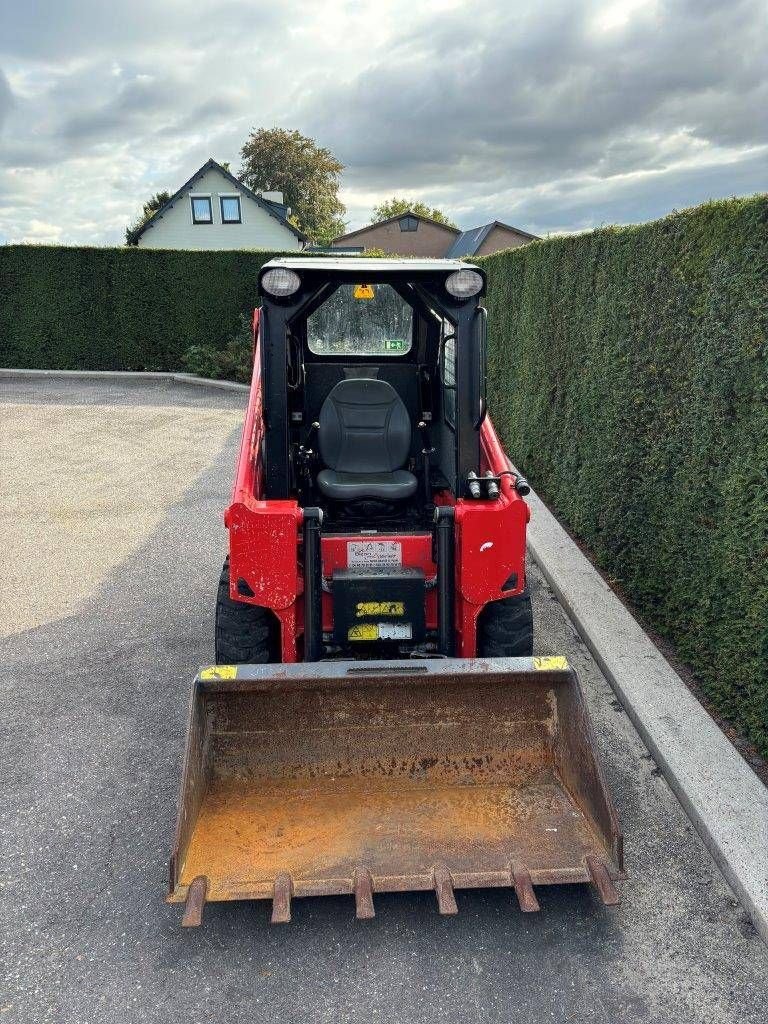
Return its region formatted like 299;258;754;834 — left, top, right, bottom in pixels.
441;319;457;427
307;284;413;356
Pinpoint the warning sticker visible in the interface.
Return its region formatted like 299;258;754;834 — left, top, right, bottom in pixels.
348;623;379;641
200;665;238;680
353;283;375;300
533;656;569;671
356;601;404;617
348;622;413;641
347;540;402;568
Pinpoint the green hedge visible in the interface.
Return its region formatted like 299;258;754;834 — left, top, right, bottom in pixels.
2;212;766;754
479;195;768;755
0;245;285;371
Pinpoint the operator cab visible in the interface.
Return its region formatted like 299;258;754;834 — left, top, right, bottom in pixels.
257;257;490;529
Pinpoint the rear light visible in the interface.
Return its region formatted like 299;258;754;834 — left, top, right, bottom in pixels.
262;267;301;297
445;268;483;299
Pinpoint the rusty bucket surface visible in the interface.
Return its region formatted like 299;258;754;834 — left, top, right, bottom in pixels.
168;657;624;925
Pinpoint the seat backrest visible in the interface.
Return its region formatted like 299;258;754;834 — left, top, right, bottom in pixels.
318;378;411;473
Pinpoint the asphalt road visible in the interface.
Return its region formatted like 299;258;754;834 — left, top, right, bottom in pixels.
2;377;767;1024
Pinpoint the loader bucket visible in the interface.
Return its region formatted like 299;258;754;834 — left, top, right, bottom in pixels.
168;657;624;925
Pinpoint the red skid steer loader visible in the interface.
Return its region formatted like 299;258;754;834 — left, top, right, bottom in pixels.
168;258;624;925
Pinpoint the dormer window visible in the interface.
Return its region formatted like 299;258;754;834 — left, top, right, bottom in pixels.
190;196;213;224
220;195;242;224
399;215;418;232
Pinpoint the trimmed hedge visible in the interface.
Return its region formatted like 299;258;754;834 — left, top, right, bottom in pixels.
479;195;768;755
1;210;766;754
0;245;284;371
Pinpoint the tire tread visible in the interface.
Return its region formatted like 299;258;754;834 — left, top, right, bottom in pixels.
477;587;534;657
214;559;279;664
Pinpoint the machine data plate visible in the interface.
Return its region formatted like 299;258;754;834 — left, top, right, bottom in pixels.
347;540;402;568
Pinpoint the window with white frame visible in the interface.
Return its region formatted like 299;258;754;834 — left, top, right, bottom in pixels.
190;195;213;224
220;195;242;224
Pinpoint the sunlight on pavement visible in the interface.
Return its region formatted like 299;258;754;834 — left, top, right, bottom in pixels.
0;401;243;638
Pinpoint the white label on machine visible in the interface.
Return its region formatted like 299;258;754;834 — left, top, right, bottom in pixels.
377;622;412;640
347;540;402;567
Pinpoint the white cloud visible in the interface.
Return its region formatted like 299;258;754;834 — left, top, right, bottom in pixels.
591;0;658;34
0;0;765;245
13;218;63;243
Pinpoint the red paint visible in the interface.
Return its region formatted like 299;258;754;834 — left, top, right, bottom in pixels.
320;534;437;631
224;312;528;663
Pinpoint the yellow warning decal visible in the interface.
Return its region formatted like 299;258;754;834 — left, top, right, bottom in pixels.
533;656;569;671
348;623;379;641
353;283;375;300
356;601;404;617
200;665;238;680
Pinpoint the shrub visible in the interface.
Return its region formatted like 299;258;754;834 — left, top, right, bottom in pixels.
182;313;253;383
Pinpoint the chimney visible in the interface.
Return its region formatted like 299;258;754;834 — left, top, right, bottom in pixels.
261;191;284;205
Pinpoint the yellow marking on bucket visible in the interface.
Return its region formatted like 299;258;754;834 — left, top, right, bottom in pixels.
353;283;375;299
533;656;569;671
200;665;238;680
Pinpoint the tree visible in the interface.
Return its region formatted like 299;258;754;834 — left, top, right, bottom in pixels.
371;197;457;229
125;190;171;245
239;127;346;245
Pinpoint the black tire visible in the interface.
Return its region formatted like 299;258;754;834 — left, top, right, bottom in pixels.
215;559;280;664
477;588;534;657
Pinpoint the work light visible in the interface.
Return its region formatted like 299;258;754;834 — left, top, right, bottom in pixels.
445;268;483;299
262;267;301;297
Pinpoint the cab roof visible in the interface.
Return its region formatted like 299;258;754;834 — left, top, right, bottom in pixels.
262;256;479;274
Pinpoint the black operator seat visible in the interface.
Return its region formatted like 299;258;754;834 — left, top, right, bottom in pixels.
316;378;418;501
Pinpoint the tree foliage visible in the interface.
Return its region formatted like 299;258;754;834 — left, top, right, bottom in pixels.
239;127;346;244
371;197;457;229
125;190;171;245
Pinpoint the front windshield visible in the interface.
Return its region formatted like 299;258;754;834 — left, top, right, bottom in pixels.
307;283;413;356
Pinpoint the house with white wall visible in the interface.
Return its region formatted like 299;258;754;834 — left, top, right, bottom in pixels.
131;158;307;250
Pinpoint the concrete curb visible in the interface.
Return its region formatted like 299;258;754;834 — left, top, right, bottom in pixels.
0;367;249;393
525;484;768;943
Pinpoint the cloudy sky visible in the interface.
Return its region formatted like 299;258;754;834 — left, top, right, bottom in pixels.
0;0;766;245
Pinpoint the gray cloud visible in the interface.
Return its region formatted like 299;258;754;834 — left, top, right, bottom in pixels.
303;0;768;190
54;74;244;149
0;0;294;60
0;0;765;245
57;75;181;144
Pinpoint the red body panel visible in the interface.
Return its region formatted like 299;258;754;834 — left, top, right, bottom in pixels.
224;312;529;662
225;310;303;661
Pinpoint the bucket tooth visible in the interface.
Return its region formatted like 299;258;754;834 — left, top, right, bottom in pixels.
511;864;540;913
181;875;208;927
433;864;458;915
271;872;293;924
353;867;375;920
586;856;620;906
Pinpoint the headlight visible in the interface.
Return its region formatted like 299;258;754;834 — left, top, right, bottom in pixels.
445;268;483;299
262;267;301;297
